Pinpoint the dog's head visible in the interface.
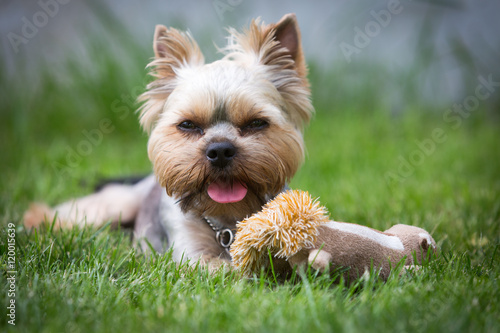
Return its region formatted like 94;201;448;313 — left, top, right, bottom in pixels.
138;14;313;222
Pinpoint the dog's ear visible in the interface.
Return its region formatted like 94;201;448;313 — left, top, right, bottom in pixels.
152;25;204;76
226;13;312;128
270;13;306;79
138;26;205;133
225;13;306;80
153;24;169;58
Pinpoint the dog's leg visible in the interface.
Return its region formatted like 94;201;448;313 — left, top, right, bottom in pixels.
134;182;168;253
24;175;156;229
141;191;231;265
133;189;232;271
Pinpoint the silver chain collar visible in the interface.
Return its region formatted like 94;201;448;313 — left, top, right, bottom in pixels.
203;218;235;250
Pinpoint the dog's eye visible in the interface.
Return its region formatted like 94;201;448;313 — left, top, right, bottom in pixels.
245;119;269;131
178;121;203;134
179;121;195;130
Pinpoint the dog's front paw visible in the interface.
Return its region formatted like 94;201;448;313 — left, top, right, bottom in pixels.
199;255;232;274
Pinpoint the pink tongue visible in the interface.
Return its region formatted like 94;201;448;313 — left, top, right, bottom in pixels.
207;180;248;204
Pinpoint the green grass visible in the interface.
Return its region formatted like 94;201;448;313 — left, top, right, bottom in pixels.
1;27;500;332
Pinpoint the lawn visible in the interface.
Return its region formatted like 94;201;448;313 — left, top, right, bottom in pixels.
1;28;499;332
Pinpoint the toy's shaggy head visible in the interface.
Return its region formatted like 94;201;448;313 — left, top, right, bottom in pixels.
230;190;329;275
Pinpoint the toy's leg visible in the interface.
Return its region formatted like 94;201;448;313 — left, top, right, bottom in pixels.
308;249;332;271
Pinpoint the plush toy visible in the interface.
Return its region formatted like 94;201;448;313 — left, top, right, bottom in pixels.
230;190;437;282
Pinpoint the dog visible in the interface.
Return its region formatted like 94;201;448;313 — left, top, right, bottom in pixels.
24;13;314;267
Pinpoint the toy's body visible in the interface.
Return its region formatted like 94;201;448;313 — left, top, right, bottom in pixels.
230;190;437;282
288;222;436;282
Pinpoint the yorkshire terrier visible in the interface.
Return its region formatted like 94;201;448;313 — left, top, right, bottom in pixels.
24;13;314;266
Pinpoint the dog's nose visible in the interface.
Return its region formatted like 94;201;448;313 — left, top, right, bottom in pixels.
206;142;237;168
